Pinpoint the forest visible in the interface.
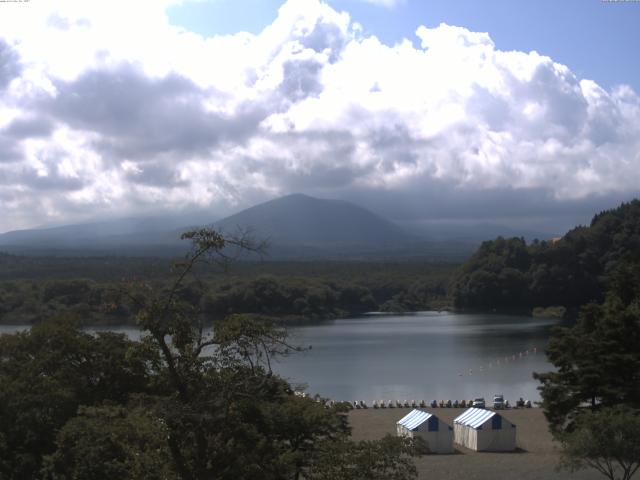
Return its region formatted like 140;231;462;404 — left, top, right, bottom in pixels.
450;200;640;314
0;257;452;325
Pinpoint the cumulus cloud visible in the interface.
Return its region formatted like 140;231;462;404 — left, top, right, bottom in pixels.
0;0;638;232
0;40;21;91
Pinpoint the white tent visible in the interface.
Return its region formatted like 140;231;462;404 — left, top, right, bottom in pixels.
396;409;453;454
453;408;516;451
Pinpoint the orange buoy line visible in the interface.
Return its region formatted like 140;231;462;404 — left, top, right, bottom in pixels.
457;346;538;377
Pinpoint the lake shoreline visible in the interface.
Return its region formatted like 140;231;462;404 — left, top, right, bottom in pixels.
0;305;570;328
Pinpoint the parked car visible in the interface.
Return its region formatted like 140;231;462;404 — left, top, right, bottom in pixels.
472;397;486;408
493;394;505;410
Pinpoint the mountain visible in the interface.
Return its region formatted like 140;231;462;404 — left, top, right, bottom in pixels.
214;193;413;248
0;214;211;256
0;194;475;261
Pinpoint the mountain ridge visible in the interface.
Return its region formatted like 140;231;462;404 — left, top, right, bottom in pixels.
214;193;414;248
0;194;478;261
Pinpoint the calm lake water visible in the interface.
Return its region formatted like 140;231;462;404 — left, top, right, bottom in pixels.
0;312;558;403
274;312;558;403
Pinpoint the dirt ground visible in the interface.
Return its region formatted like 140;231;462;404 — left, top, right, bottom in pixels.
348;408;602;480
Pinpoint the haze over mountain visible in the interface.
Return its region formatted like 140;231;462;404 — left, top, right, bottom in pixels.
0;193;550;260
0;215;207;256
400;221;555;243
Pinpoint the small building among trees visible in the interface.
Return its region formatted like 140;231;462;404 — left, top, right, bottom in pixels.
396;409;454;454
453;408;516;451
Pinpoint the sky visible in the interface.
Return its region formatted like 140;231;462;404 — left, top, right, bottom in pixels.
0;0;639;234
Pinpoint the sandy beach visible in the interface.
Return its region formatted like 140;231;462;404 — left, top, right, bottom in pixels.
348;408;602;480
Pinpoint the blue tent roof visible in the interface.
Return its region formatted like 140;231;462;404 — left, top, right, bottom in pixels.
454;408;497;429
397;409;433;431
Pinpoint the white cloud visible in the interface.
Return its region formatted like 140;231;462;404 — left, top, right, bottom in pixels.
0;0;638;231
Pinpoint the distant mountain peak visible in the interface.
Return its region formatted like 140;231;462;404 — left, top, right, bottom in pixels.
215;194;412;248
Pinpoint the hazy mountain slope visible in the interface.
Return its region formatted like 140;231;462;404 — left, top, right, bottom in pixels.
0;214;212;254
0;194;477;260
0;194;415;256
215;193;413;247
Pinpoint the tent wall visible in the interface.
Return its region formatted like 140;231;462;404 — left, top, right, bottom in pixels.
454;416;516;452
454;423;478;450
476;418;516;451
396;412;453;454
413;427;453;453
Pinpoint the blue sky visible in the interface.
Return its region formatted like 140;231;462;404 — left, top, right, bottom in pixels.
168;0;640;93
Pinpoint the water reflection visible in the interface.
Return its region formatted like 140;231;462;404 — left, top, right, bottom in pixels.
275;312;558;403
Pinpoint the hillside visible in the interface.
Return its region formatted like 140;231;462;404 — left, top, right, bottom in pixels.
214;193;413;247
449;199;640;312
0;214;209;256
0;194;444;260
0;194;478;261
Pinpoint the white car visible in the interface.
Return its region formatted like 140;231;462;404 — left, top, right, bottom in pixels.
472;397;486;409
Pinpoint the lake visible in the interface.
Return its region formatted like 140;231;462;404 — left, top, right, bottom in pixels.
0;312;559;404
274;312;558;404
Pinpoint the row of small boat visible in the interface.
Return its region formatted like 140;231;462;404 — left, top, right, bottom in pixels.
371;400;465;409
324;399;533;409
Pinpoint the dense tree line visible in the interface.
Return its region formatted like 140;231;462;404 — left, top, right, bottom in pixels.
201;276;377;319
450;199;640;312
0;252;174;281
0;264;452;325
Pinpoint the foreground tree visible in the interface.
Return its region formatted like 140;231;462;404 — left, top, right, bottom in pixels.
535;262;640;480
43;404;177;480
0;318;152;479
534;262;640;434
123;229;419;479
559;407;640;480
